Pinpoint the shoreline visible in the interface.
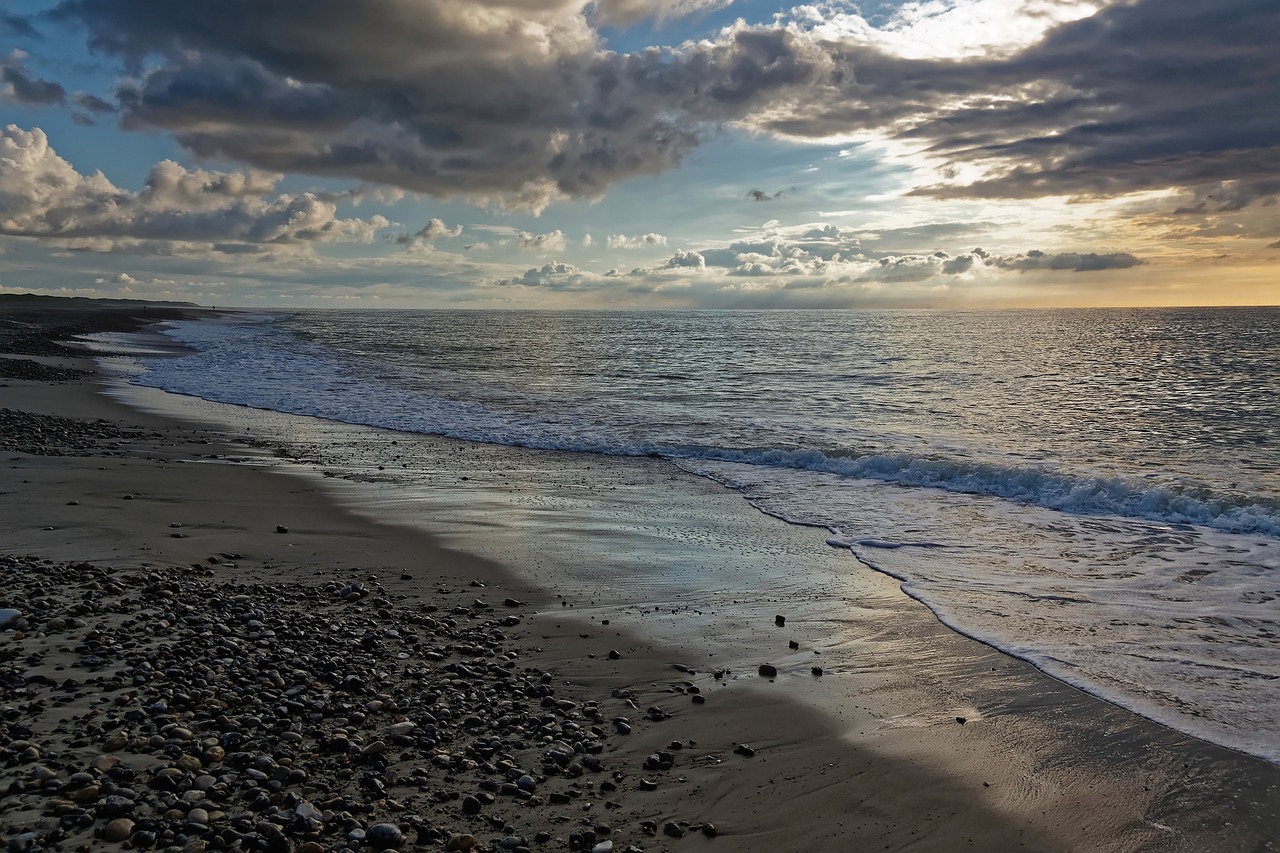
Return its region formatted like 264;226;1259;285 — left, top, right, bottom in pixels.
3;304;1280;851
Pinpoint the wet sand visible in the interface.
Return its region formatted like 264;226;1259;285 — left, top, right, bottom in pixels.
2;301;1279;852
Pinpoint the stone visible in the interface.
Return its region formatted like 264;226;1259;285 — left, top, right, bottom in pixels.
366;823;404;850
446;834;477;851
735;744;756;757
758;664;778;678
788;640;799;650
663;821;685;838
102;817;135;842
774;615;786;627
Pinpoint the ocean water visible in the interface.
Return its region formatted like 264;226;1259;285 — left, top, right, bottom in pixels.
112;308;1280;763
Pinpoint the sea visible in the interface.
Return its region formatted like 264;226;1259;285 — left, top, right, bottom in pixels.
99;307;1280;764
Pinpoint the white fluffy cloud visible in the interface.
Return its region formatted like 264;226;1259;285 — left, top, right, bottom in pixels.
518;230;568;252
0;125;389;254
606;232;667;249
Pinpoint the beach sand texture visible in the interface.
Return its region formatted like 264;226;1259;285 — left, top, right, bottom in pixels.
2;300;1279;852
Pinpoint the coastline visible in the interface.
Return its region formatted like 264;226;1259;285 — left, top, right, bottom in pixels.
3;305;1279;851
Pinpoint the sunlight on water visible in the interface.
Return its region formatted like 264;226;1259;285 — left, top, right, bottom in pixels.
108;306;1280;762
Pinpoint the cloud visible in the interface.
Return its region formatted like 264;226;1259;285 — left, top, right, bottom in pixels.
74;92;115;113
38;0;1280;217
0;125;389;254
638;228;1141;286
663;249;706;269
495;260;605;291
606;232;667;249
396;217;463;248
747;188;785;202
1;62;65;105
994;249;1143;272
518;230;568;252
0;14;41;39
590;0;732;27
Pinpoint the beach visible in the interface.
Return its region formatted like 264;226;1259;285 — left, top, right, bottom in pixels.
2;301;1279;853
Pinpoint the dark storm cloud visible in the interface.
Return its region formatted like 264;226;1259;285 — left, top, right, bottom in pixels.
73;92;115;114
48;0;1280;207
994;250;1142;273
45;0;840;208
893;0;1280;200
0;13;41;39
2;65;66;105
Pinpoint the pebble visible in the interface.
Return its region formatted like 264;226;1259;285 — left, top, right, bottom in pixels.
758;663;778;678
102;817;135;842
366;822;404;850
0;536;718;852
0;608;22;629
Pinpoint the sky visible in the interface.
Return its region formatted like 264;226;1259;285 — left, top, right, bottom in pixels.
0;0;1277;308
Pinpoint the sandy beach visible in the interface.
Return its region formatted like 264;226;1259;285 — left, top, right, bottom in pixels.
3;301;1280;853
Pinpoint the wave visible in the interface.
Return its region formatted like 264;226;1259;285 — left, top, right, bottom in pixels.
678;446;1280;537
120;316;1280;539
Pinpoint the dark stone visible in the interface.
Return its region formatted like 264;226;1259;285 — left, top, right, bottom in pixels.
758;664;778;678
366;823;404;850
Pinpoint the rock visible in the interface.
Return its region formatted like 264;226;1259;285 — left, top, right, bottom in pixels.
102;817;135;842
735;744;756;757
702;823;718;838
461;795;482;815
774;614;785;627
367;823;404;850
186;807;210;825
956;716;967;725
811;666;824;676
446;834;477;851
275;525;288;534
663;821;685;838
692;694;706;704
591;842;615;853
758;663;778;678
607;649;621;660
788;640;799;650
0;608;22;629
